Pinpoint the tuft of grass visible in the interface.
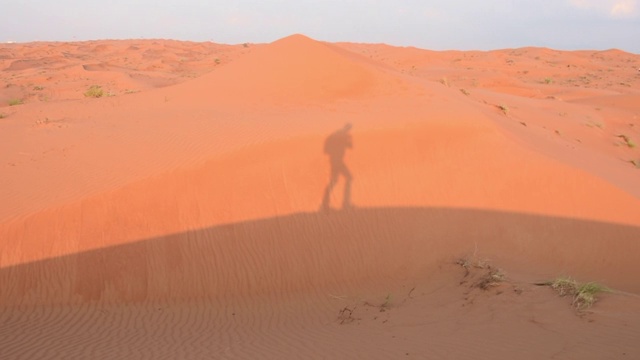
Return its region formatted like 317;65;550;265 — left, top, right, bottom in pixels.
543;277;610;310
380;293;392;312
0;113;5;119
8;99;23;106
214;58;221;65
573;282;609;309
84;85;104;98
497;104;509;115
544;77;554;84
617;134;636;148
460;88;470;96
585;120;604;129
33;85;44;91
456;257;506;290
550;276;578;296
476;267;505;290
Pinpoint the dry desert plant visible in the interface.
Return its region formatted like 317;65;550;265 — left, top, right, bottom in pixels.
456;256;506;290
8;98;23;106
539;277;610;310
585;120;604;129
380;293;392;312
476;266;506;290
337;305;358;324
617;134;636;148
84;85;104;98
573;282;610;309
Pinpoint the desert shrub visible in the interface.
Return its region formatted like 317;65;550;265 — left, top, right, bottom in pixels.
545;277;609;310
84;85;104;98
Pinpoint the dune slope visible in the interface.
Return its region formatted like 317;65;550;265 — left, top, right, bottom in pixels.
1;35;639;359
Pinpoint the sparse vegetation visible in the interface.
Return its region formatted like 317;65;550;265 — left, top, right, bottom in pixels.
439;77;449;87
617;134;636;148
549;276;578;296
544;77;554;84
574;282;610;309
497;104;509;115
460;88;470;96
84;85;104;98
33;85;44;91
0;113;5;119
539;277;610;310
8;99;23;106
214;58;221;65
380;294;392;312
35;117;51;125
456;257;506;290
585;120;604;129
337;305;358;324
476;266;505;290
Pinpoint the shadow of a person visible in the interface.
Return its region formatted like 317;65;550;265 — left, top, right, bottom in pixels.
321;123;353;211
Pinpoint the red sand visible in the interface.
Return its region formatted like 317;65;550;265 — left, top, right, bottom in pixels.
1;35;639;359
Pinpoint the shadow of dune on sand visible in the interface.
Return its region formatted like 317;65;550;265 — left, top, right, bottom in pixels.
1;207;640;307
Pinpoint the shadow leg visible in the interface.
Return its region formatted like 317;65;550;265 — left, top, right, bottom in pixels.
342;166;353;209
321;171;339;211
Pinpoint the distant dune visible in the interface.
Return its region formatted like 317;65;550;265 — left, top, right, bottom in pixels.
1;34;639;359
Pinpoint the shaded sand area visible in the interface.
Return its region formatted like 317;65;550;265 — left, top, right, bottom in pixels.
1;35;639;359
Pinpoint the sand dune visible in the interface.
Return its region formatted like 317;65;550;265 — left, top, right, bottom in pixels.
1;34;639;359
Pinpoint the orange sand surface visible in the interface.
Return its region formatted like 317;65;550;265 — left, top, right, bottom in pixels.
1;35;639;359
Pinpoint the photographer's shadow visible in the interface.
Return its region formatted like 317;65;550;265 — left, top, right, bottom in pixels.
321;123;353;211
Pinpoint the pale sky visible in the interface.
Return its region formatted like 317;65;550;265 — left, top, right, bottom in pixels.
3;0;639;52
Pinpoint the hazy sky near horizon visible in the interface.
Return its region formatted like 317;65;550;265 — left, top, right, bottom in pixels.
3;0;639;52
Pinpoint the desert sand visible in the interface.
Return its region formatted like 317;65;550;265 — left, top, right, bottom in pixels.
1;34;639;359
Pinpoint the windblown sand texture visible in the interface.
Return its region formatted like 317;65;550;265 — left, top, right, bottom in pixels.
1;34;640;359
